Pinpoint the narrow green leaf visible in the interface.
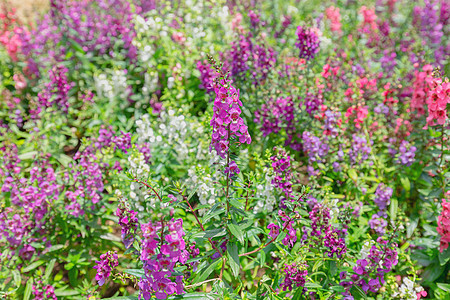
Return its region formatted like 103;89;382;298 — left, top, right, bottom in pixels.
43;259;56;282
22;260;45;273
227;243;240;278
351;285;367;299
389;198;398;221
24;280;33;300
12;270;21;287
54;289;80;296
260;250;266;267
193;259;221;284
124;269;145;278
228;223;245;244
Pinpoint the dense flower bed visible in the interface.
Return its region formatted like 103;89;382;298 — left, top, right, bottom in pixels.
0;0;449;299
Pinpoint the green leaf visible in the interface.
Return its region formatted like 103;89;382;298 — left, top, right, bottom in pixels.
12;270;21;287
439;247;450;266
202;208;225;223
348;169;358;181
228;223;245;244
124;269;145;278
407;216;419;238
437;283;450;292
193;259;221;284
24;280;33;300
54;289;80;296
260;249;266;267
227;243;240;279
43;259;56;282
169;293;216;299
18;151;37;160
400;176;410;192
194;228;227;239
422;263;444;282
22;260;44;273
331;285;346;293
389;198;398;221
304;282;322;288
292;287;306;299
350;285;367;299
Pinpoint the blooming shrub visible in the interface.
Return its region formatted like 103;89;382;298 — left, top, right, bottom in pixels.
0;0;449;299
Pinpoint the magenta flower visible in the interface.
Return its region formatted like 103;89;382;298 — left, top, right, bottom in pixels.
268;223;280;239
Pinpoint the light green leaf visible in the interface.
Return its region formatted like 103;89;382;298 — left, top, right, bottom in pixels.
22;260;44;273
193;259;221;284
227;243;240;279
228;223;244;244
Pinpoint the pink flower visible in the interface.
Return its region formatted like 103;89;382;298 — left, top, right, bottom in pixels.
325;6;342;33
438;199;450;252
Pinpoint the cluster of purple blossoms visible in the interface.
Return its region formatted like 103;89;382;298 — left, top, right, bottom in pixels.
196;60;216;93
32;281;57;300
251;43;276;85
295;26;320;61
94;251;119;286
270;147;294;201
302;132;329;163
374;183;393;211
374;102;390;116
303;91;323;115
254;97;300;150
279;210;298;247
226;34;252;79
323;227;348;259
116;201;139;249
94;126;131;152
274;15;292;38
323;110;341;137
19;0;139;76
413;0;447;66
138;142;152;163
368;211;388;235
248;10;261;29
380;49;397;75
397;140;417;166
281;263;308;294
210;73;251;175
302;131;329;176
1;153;60;260
223;33;276;86
139;218;188;300
309;203;347;258
35;65;73;115
65;147;104;216
348;135;372;165
112;131;132;153
340;237;398;295
65;127;131;216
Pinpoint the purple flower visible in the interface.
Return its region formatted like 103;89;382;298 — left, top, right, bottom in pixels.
116;201;139;249
397;140;417;166
369;211;388;235
93;251;119;286
348;135;372;165
268;223;280;239
295;26;320;61
210;68;251;175
281;263;308;293
374;183;393;211
138;218;189;299
270;148;294;201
